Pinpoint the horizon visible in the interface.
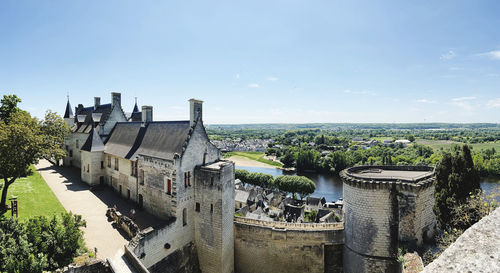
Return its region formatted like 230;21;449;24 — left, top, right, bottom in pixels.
1;1;500;123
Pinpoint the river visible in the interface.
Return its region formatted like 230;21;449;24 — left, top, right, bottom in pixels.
236;166;500;203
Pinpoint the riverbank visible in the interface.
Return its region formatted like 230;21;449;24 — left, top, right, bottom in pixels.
224;151;283;168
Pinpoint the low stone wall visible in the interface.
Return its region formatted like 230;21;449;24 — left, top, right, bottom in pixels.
422;207;500;273
234;217;344;273
61;260;112;273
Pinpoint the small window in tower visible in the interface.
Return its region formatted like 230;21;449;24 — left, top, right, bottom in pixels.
195;203;200;212
182;208;187;226
87;164;89;172
107;156;111;168
210;204;213;213
101;161;104;169
76;139;79;148
115;158;119;171
210;177;214;186
69;150;73;157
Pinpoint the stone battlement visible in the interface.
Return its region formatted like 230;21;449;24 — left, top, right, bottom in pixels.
234;216;344;230
340;165;435;192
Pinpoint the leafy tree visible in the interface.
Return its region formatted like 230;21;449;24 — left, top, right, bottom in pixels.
280;150;296;168
0;212;86;272
296;149;320;171
433;145;481;230
235;169;250;185
0;97;70;210
247;172;274;188
274;175;316;199
0;94;22;123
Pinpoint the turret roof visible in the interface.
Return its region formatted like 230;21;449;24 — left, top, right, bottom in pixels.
81;127;105;152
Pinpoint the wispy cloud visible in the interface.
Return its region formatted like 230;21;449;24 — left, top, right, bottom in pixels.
248;83;260;88
235;73;240;79
487;98;500;108
477;50;500;60
451;97;476;111
267;76;278;81
416;99;436;104
452;96;476;101
343;89;376;96
440;50;456;60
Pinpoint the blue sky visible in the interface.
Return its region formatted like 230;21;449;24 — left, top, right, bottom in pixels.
1;0;499;123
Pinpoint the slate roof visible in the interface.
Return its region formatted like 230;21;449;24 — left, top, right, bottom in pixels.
64;99;73;118
104;121;192;160
71;103;113;133
81;127;105;152
235;190;250;203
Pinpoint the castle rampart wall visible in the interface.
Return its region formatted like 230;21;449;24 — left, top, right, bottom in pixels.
234;217;344;273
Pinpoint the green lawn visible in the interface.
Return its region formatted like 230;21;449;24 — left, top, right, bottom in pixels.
224;151;284;167
416;139;500;151
1;166;65;220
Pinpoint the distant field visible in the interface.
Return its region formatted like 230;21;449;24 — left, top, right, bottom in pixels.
416;139;500;151
1;166;65;220
224;151;283;167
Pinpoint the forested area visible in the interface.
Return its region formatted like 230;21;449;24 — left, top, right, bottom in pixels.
211;126;500;177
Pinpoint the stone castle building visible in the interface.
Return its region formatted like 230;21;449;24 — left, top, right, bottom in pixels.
62;93;437;273
63;92;235;273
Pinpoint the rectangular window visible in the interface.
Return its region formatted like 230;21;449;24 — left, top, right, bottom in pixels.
210;177;214;186
195;203;200;212
185;171;191;187
101;161;104;169
76;139;79;148
115;158;119;171
210;204;213;213
69;150;73;157
87;164;89;173
167;179;172;194
131;161;138;177
140;169;145;185
65;145;69;152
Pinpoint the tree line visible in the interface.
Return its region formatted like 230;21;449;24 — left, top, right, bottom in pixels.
235;169;316;199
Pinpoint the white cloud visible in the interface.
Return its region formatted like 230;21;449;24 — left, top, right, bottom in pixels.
450;97;476;111
477;50;500;60
235;73;240;79
267;76;278;81
343;89;376;96
416;99;436;104
440;50;456;60
487;98;500;108
248;83;260;88
452;96;476;101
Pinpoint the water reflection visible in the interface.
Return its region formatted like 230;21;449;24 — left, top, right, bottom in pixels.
235;166;499;202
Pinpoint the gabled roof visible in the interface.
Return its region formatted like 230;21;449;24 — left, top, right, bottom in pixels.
104;121;192;160
64;99;73;118
81;127;105;152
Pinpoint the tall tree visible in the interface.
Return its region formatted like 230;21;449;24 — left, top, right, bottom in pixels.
0;97;70;210
0;94;21;123
433;145;481;230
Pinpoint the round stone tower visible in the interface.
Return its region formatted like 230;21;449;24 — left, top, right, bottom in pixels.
340;166;436;273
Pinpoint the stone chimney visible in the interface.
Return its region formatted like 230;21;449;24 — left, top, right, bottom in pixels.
142;106;153;124
94;97;101;110
111;92;121;108
189;99;203;127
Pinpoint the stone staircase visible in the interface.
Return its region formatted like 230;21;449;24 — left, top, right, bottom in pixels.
108;248;137;273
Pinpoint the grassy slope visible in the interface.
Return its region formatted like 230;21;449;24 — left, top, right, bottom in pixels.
1;166;66;220
415;139;500;151
225;151;283;167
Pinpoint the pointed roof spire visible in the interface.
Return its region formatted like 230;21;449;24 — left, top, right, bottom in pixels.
64;95;74;118
132;97;139;113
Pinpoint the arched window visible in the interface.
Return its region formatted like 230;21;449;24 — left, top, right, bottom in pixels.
182;208;187;226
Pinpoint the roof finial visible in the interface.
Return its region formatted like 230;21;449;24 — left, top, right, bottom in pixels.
135;97;137;104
